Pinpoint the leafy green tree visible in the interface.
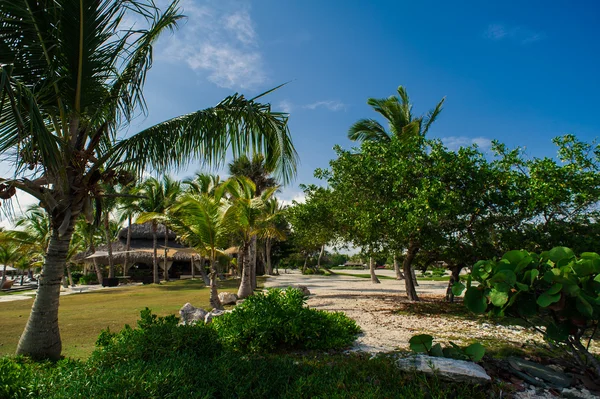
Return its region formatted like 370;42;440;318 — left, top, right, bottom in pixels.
0;0;297;360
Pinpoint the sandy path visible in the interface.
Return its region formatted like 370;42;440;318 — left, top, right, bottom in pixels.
264;270;545;353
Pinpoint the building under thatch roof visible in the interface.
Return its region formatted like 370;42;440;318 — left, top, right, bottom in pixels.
79;222;205;279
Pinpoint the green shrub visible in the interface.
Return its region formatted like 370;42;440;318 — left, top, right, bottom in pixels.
212;288;361;352
78;273;98;285
409;334;485;362
70;271;83;284
456;247;600;377
91;308;221;365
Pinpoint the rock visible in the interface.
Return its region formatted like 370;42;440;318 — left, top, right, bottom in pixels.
289;285;310;296
396;355;491;385
508;357;572;388
218;292;238;305
204;309;229;324
235;299;245;305
179;303;208;325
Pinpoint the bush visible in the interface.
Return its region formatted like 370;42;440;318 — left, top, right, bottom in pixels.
78;273;98;285
456;247;600;377
212;288;361;352
70;271;83;284
91;308;221;365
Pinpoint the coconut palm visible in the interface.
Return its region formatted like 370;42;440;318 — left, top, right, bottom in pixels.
348;86;445;143
136;176;181;283
170;185;233;310
0;241;22;288
116;183;141;277
263;198;286;275
225;177;281;298
183;173;222;196
0;0;297;360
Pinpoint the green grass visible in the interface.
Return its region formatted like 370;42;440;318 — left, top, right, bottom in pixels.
0;279;248;359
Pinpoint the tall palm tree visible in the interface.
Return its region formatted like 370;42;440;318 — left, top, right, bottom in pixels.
116;182;141;277
170;185;232;310
348;86;444;295
0;0;297;360
183;173;222;196
136;176;181;283
263;198;286;275
0;241;22;288
225;177;280;298
348;86;445;143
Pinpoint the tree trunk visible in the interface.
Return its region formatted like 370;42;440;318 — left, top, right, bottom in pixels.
237;250;244;277
445;266;463;303
256;243;265;276
393;254;404;280
317;244;325;270
237;242;253;298
104;212;115;279
412;267;419;286
0;264;6;288
152;222;159;284
16;222;75;360
303;253;309;272
163;228;169;282
198;258;210;286
369;256;381;284
402;239;420;301
250;235;257;291
66;264;74;287
265;238;273;275
90;240;103;285
124;214;132;277
209;251;223;310
191;257;195;279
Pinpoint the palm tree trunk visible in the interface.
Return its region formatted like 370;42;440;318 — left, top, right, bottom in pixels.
16;223;75;360
369;256;381;284
163;228;169;282
124;214;131;277
104;212;115;279
250;235;257;291
1;264;7;288
90;240;103;285
237;242;253;298
237;250;244;277
66;264;75;287
191;257;195;279
152;222;159;284
209;251;223;310
198;257;210;286
266;238;273;275
403;239;420;301
393;254;404;280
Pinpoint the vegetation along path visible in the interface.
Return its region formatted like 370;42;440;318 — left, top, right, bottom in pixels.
265;270;600;355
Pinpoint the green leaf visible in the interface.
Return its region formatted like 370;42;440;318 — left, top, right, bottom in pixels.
490;270;517;286
464;287;488;314
464;343;485;362
489;289;509;307
442;346;462;360
537;292;561;308
576;296;593;318
595;274;600;283
548;247;575;263
547;283;563;295
493;282;511;292
409;334;433;353
502;250;526;266
580;252;600;260
430;343;444;357
529;269;539;285
572;259;600;277
515;282;529;292
451;282;466;296
562;283;580;296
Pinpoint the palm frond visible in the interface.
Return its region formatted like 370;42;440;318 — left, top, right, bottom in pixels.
348;118;389;142
422;97;446;136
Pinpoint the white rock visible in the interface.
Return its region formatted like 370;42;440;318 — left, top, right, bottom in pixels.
396;355;491;385
218;292;238;305
179;303;208;325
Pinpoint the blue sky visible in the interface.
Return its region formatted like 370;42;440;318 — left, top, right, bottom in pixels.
3;0;600;219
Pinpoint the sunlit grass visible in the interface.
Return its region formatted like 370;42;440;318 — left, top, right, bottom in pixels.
0;278;250;359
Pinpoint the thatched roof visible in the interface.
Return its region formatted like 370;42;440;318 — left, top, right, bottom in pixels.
118;223;176;241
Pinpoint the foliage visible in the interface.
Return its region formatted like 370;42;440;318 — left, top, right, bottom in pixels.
212;288;360;352
408;334;485;362
458;247;600;376
78;273;98;285
0;352;491;399
92;308;221;366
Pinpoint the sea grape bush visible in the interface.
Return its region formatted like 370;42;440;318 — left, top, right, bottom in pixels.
454;247;600;376
409;334;485;362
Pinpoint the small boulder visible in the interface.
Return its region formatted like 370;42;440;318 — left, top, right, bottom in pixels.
204;309;229;324
396;354;491;385
508;357;572;388
179;303;208;325
235;299;246;306
218;292;238;305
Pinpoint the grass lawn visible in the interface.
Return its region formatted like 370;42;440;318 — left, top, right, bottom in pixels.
0;279;246;359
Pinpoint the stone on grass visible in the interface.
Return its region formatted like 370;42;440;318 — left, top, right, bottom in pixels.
236;299;245;306
179;303;208;325
396;354;491;385
204;309;229;324
508;357;572;388
218;292;238;305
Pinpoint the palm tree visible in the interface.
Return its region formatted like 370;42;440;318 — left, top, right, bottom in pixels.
0;0;297;360
116;182;141;277
263;198;286;275
170;186;233;310
136;176;181;283
0;241;22;288
225;178;280;298
348;86;444;297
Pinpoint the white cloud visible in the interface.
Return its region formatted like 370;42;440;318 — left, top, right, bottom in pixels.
442;136;492;151
484;23;544;45
0;191;39;229
158;1;266;89
277;100;293;113
304;101;347;111
278;191;306;207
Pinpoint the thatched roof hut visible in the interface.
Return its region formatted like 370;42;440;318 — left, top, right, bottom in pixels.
81;222;201;266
